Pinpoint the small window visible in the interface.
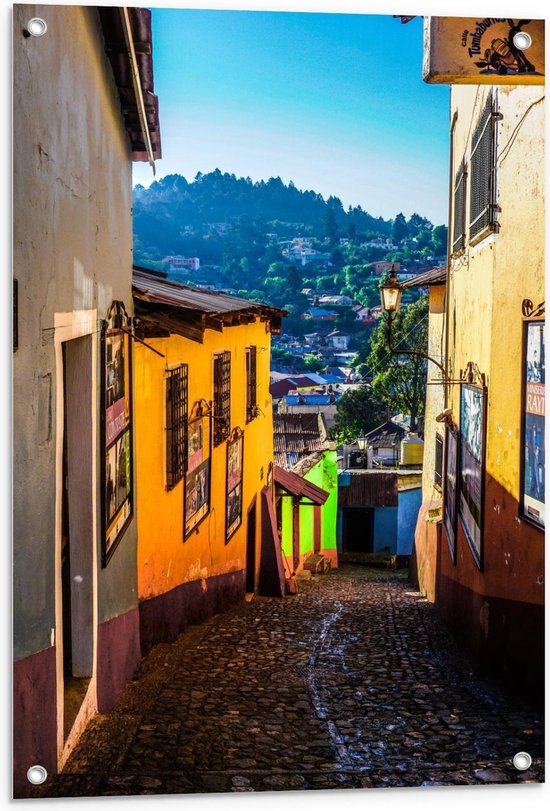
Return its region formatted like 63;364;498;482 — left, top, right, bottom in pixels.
213;351;231;445
469;91;499;241
434;432;444;488
166;364;188;489
452;159;467;254
246;346;257;422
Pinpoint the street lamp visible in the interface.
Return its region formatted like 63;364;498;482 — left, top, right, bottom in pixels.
379;264;448;382
356;434;368;468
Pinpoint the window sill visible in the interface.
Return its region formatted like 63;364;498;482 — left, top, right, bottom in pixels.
469;223;498;249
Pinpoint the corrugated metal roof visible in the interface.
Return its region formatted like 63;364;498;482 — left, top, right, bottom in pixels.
132;267;286;343
273;414;327;471
365;420;406;449
274;466;329;505
133;267;284;316
338;471;398;507
401;266;447;288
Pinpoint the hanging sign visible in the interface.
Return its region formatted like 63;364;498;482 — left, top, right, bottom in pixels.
185;411;211;537
226;430;244;542
423;17;544;84
102;311;133;565
521;321;545;528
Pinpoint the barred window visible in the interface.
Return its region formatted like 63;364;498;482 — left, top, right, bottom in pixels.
452;159;467;254
469;92;499;241
166;364;188;489
213;351;231;445
434;432;444;489
246;346;257;422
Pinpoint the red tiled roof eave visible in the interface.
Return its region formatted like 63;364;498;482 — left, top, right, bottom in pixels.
274;465;329;505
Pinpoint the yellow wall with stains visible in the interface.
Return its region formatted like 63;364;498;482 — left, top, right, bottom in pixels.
443;83;545;604
449;84;545;511
134;318;274;601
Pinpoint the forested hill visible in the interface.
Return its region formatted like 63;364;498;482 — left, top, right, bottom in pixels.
133;170;393;260
132;170;447;330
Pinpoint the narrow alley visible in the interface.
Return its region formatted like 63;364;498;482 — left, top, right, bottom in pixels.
35;566;544;797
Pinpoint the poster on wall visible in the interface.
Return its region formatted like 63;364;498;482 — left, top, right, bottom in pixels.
226;432;244;542
443;426;458;563
521;321;545;528
185;414;211;537
103;327;133;565
459;384;485;569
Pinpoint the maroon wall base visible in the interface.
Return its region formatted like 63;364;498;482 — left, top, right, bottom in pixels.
13;646;57;799
97;607;141;714
436;574;544;706
139;570;246;654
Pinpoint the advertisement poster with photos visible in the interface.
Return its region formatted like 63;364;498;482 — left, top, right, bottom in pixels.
444;425;458;562
459;384;485;568
226;432;243;541
185;414;211;537
103;327;132;563
522;321;545;528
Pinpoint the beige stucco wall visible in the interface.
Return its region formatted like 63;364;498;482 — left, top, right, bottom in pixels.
13;3;136;661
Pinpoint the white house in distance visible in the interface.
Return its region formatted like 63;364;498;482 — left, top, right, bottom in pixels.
326;330;351;350
163;256;200;273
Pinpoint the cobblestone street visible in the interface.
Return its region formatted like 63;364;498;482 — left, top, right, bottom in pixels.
36;566;544;798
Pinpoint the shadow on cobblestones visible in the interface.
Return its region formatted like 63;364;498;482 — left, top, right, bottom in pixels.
34;566;544;797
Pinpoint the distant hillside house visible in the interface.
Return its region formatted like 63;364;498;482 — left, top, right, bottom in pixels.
302;308;338;322
355;306;376;325
326;330;351;350
372;261;400;277
279;390;341;429
318;295;354;307
163;255;200;273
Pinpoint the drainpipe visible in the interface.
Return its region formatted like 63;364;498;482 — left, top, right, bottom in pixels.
445;103;458;409
119;7;156;174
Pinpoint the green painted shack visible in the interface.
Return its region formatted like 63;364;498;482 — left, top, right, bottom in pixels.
273;414;338;575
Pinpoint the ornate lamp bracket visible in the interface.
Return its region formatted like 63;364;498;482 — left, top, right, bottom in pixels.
522;299;545;319
460;361;486;388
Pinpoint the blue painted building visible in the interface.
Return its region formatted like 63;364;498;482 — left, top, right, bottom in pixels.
337;470;422;562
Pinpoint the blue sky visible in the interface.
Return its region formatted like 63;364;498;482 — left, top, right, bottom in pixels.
133;9;450;224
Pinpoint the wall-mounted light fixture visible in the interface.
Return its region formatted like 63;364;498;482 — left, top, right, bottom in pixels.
380;264;448;383
24;18;47;37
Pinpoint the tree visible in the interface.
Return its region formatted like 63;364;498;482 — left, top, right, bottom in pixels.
366;295;429;430
324;206;338;246
332;386;387;444
431;224;448;256
287;264;303;297
392;212;409;244
304;354;327;373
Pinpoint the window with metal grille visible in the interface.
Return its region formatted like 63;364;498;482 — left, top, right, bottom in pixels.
452;159;467;254
213;351;231;445
469;92;499;241
246;346;257;422
165;364;188;489
434;432;444;488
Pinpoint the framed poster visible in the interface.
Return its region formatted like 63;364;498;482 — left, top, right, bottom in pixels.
102;325;133;565
443;425;458;563
185;411;211;537
459;383;486;569
226;430;244;542
521;321;545;528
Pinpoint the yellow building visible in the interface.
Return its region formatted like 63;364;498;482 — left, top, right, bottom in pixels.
405;267;447;602
417;76;544;701
132;267;286;650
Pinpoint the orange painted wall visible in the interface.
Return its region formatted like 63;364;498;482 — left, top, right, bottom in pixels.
134;318;274;601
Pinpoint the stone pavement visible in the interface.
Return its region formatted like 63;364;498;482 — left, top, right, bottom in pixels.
35;566;544;797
